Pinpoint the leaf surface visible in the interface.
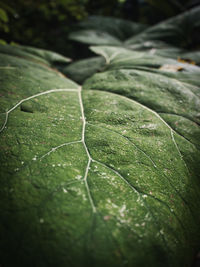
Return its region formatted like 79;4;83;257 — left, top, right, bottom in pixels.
85;46;200;147
1;46;200;267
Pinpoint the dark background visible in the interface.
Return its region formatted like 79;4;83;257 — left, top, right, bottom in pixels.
0;0;200;58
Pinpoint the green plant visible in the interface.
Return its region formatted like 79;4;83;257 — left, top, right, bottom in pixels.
69;6;200;49
0;8;200;267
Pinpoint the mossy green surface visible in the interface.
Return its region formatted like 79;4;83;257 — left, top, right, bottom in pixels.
85;46;200;149
0;45;200;267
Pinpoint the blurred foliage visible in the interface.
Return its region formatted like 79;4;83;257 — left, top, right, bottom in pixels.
86;0;119;16
0;7;9;33
0;0;199;57
0;0;90;56
0;2;15;43
139;0;200;24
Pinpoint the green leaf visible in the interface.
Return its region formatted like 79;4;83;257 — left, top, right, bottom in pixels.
77;16;147;40
85;46;200;147
125;6;200;48
0;44;71;67
69;16;147;46
17;45;71;65
89;45;200;86
89;45;199;71
62;56;105;84
69;29;122;46
69;8;200;50
0;7;8;23
1;45;200;267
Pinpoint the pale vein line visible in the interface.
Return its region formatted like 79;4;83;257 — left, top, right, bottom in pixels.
93;47;134;65
92;49;110;64
78;87;97;213
91;48;121;65
112;92;190;170
93;91;193;206
108;51;122;63
92;159;180;250
170;129;189;173
87;122;157;167
1;85;96;212
93;159;141;197
40;140;82;160
111;54;145;64
94;159;186;231
88;121;190;207
0;88;78;133
0;112;8;134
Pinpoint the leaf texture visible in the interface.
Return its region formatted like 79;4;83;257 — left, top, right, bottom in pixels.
0;44;200;267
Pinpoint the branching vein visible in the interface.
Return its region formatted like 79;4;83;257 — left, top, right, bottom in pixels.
78;87;97;213
40;140;82;160
118;93;190;172
0;88;78;133
87;122;157;167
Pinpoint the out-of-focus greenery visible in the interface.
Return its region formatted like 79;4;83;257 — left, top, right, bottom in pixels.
140;0;200;24
0;2;14;44
0;0;89;55
0;0;123;57
0;0;199;57
0;0;121;57
0;7;9;33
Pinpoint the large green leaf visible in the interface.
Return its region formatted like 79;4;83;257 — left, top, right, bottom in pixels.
125;6;200;48
69;8;200;53
76;16;147;40
69;16;147;45
1;45;200;267
89;45;200;72
85;46;200;146
17;45;71;65
69;29;122;46
89;46;200;87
